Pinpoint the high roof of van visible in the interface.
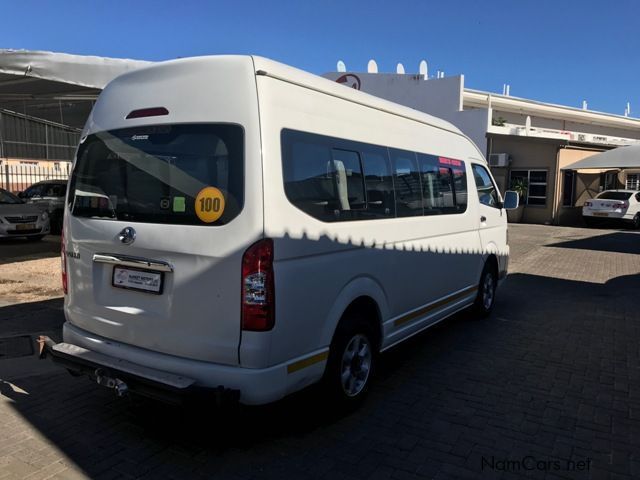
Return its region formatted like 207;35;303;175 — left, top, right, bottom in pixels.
252;56;464;136
109;55;465;139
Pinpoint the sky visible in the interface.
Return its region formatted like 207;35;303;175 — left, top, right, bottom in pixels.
1;0;639;116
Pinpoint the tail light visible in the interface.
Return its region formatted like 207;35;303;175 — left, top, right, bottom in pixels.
612;202;628;209
584;201;592;207
241;239;274;331
61;227;68;295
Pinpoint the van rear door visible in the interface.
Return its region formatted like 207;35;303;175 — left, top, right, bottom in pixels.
65;122;258;366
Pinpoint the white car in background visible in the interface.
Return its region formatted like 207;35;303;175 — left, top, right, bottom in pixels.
0;188;51;240
583;190;640;229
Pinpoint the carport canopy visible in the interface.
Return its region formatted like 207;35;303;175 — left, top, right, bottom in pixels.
0;49;152;128
562;143;640;170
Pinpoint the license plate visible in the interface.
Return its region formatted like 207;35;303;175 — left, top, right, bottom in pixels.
15;223;36;231
112;267;163;294
593;212;609;217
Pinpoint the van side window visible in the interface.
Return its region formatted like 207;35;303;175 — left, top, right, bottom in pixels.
284;136;337;222
361;148;395;218
282;131;369;222
472;164;500;208
418;154;454;214
417;155;468;214
331;149;366;211
391;149;423;217
281;129;468;221
451;160;468;212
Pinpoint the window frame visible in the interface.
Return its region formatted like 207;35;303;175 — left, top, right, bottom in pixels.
626;173;640;190
509;169;548;207
472;163;502;209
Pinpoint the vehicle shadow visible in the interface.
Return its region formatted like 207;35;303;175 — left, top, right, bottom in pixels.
546;231;640;255
0;235;61;265
2;270;639;478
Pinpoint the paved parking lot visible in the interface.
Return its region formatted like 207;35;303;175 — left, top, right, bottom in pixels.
1;224;639;480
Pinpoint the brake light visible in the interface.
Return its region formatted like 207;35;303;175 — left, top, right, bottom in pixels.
241;239;275;331
584;201;592;207
61;228;68;295
125;107;169;119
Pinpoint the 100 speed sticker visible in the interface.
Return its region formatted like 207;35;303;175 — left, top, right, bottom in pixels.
194;187;225;223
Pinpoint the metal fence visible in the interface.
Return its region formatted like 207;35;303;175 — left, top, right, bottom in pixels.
0;109;81;161
1;162;71;193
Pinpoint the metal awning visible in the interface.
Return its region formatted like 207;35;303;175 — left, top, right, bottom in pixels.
562;143;640;170
0;49;151;128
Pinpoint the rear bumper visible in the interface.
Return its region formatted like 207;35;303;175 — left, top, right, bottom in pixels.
582;210;633;220
37;335;232;405
51;322;322;405
0;220;50;237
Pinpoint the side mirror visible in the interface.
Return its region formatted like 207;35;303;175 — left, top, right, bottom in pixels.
17;191;25;198
503;190;519;210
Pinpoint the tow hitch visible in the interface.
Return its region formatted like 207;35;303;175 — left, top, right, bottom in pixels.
95;369;129;397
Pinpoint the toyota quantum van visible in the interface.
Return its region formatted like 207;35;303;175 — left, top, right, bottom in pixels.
40;56;518;406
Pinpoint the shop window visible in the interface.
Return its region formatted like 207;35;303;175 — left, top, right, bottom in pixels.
626;174;639;190
510;170;547;206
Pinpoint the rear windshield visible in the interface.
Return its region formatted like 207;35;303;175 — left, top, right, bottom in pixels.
596;191;632;200
69;124;244;225
0;189;22;204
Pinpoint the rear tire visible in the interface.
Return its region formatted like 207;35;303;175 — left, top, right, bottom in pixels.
473;262;497;317
322;313;376;408
631;214;640;230
583;217;596;227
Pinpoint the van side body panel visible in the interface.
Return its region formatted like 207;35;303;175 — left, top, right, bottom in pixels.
256;73;488;379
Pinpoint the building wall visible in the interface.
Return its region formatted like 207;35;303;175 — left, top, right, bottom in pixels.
489;136;560;224
492;110;640;140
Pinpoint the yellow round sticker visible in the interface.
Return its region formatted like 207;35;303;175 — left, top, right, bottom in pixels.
194;187;225;223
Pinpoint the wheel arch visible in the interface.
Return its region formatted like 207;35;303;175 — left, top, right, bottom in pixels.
321;276;388;353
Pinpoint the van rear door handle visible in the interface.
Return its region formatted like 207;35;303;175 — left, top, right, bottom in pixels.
480;216;487;222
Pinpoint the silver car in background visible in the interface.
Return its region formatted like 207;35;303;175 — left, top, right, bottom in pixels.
18;179;67;234
0;188;50;240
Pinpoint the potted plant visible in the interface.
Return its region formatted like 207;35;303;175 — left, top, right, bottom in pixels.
507;178;527;223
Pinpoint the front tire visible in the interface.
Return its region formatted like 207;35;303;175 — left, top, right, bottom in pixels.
473;262;497;317
323;314;376;407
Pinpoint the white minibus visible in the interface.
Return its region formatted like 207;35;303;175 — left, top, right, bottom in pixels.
39;56;518;406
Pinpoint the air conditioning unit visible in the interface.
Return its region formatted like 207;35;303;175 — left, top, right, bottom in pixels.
489;153;510;168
